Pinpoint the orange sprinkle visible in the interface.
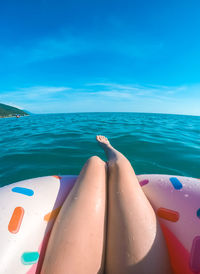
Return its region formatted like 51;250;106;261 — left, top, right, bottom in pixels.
8;207;24;233
44;207;61;222
53;175;61;179
157;208;179;222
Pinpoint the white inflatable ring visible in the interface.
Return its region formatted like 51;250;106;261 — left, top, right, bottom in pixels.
0;174;200;274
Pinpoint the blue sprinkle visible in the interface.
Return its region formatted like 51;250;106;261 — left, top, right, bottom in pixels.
12;187;34;196
21;252;39;265
169;177;183;190
197;209;200;219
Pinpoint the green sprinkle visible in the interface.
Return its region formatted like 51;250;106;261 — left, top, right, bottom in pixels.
21;252;39;265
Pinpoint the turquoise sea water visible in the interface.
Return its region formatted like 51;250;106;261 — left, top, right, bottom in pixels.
0;112;199;187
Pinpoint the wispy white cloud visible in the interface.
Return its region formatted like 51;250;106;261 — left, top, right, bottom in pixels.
27;36;91;63
86;82;140;91
0;83;197;103
86;90;132;98
19;86;71;96
0;35;93;64
86;82;190;100
0;83;200;115
0;27;165;65
0;86;71;103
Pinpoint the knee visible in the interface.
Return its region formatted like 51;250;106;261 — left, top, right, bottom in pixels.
108;157;131;171
87;156;105;167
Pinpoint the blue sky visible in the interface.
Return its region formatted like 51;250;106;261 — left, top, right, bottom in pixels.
0;0;200;115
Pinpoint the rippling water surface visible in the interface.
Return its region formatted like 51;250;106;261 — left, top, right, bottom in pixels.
0;113;199;187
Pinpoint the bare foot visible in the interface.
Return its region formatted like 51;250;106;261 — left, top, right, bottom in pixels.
96;135;111;148
96;135;119;162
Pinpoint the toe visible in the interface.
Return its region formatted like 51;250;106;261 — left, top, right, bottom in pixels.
96;135;101;142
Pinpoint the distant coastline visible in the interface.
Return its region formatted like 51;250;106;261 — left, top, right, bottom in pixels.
0;114;29;118
0;103;29;118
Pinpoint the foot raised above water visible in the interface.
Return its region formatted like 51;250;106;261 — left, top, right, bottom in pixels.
96;135;120;163
96;135;110;147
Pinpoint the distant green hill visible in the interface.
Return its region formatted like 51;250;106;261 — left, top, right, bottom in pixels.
0;103;28;118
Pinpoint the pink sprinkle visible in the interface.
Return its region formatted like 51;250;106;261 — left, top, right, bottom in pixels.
189;236;200;272
139;179;149;187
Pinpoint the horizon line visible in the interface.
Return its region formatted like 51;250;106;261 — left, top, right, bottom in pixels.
29;111;200;117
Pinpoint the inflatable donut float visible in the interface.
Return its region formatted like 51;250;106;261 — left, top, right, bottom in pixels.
0;174;200;274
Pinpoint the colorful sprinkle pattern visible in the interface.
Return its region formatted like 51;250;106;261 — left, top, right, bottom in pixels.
139;179;149;187
169;177;183;190
6;176;63;270
197;208;200;219
157;208;179;222
21;252;39;265
139;176;200;273
4;175;200;273
44;207;61;222
8;207;24;234
12;187;34;196
190;236;200;272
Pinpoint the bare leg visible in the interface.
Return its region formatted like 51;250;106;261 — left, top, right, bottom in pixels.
41;156;107;274
96;136;172;274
